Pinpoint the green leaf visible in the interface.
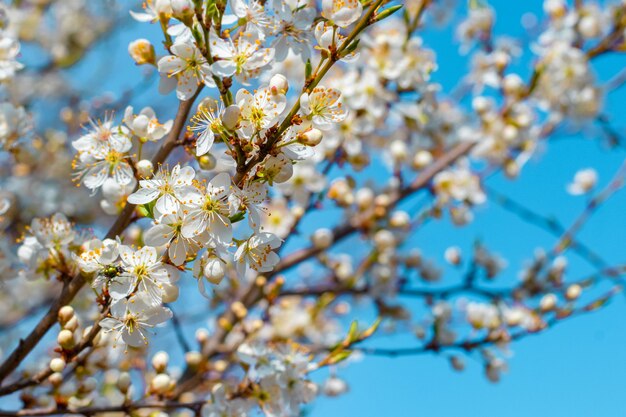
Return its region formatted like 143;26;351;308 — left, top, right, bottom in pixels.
328;349;352;365
372;4;403;23
229;211;246;224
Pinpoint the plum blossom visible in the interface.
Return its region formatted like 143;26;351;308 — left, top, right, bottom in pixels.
567;168;597;195
180;172;234;245
129;0;172;23
321;0;363;28
127;164;196;217
234;232;282;277
210;30;275;83
158;41;216;100
123;106;173;142
236;86;287;135
100;293;172;348
109;245;179;305
144;212;202;266
300;86;348;130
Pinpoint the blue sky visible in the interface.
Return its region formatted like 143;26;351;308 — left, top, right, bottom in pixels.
10;0;626;415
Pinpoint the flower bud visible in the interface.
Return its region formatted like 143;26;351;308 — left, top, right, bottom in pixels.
230;301;247;319
472;96;491;114
444;246;462;266
150;373;171;395
196;328;209;344
117;372;131;393
185;351;202;368
136;159;154;178
503;74;523;96
412;150;433;170
540;293;557;311
269;74;289;95
63;315;79;331
389;211;410;228
152;351;169;372
450;356;465;371
544;0;566;18
171;0;193;24
128;39;156;65
198;154;217;170
566;284;582;300
58;305;74;325
204;256;226;284
355;187;374;209
389;140;408;163
323;376;348;397
311;228;333;249
297;128;323;146
373;230;395;250
405;249;422;268
578;15;601;39
57;329;75;349
49;372;63;387
328;179;354;206
50;358;66;373
221;105;241;130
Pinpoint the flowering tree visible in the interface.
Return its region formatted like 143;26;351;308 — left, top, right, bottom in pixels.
1;0;626;415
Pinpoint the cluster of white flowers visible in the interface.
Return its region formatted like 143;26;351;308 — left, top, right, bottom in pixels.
211;343;318;417
2;0;626;415
18;213;79;281
0;6;28;151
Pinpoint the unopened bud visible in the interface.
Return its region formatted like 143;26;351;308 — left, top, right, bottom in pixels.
503;74;523;96
472;96;491;114
355;187;374;209
150;373;171;394
171;0;194;24
230;301;248;319
566;284;582;300
269;74;289;95
136;159;154;178
444;246;462;266
152;351;169;372
450;356;465;371
323;376;348;397
117;372;131;393
389;140;408;162
57;329;75;349
298;128;323;146
50;358;66;373
221;105;240;130
198;154;217;171
311;228;333;249
196;328;209;344
405;249;422;268
185;351;202;368
540;293;557;311
389;211;410;228
373;230;395;250
63;315;79;332
412;150;433;170
58;305;74;325
128;39;156;65
204;256;226;284
49;372;63;387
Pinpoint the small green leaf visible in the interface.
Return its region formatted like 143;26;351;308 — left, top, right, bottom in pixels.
372;5;403;23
